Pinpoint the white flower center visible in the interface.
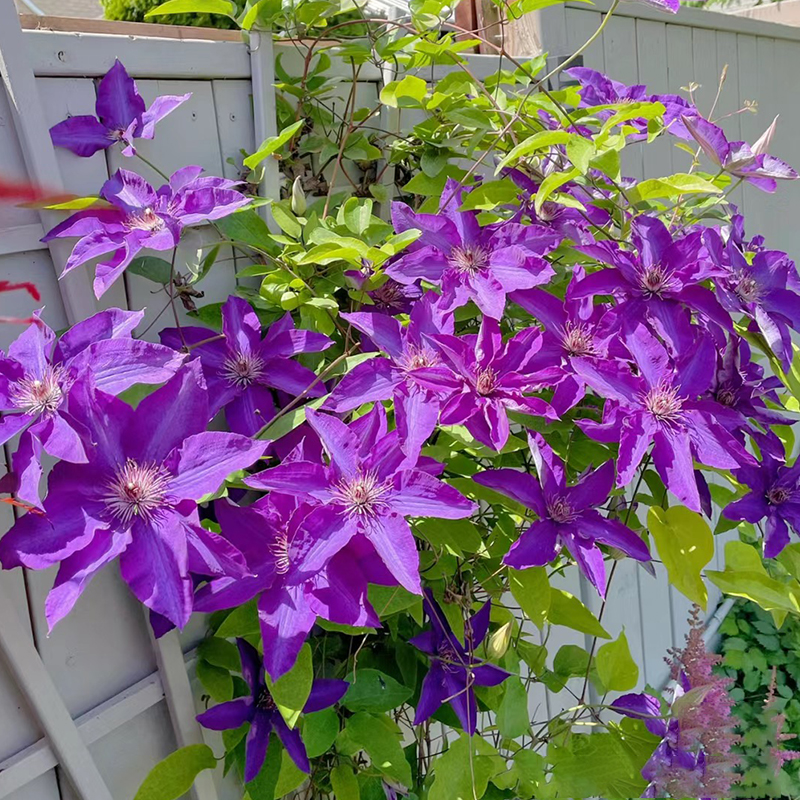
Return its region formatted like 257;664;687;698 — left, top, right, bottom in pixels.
734;272;761;304
644;382;684;422
474;367;498;397
10;365;66;416
104;459;171;524
547;496;576;524
222;352;265;388
401;345;439;371
639;264;672;298
449;245;490;275
269;530;291;575
125;208;165;232
332;471;392;519
562;322;595;357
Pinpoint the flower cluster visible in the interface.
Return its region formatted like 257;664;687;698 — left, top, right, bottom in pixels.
2;54;798;795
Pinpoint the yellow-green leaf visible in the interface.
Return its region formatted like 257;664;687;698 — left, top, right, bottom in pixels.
648;506;714;609
330;765;360;799
146;0;234;16
380;75;428;107
509;567;550;629
547;588;610;639
244;120;305;169
133;745;216;800
265;643;313;728
628;173;721;204
596;630;638;692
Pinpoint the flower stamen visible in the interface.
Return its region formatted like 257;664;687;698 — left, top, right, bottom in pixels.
104;459;171;524
223;352;265;388
332;471;392;519
448;245;490;276
10;365;66;416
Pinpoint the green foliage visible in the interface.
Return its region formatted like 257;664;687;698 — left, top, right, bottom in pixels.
718;600;800;797
102;0;241;28
133;745;217;800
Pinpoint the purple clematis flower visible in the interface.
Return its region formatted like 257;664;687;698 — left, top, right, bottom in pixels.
511;266;618;416
368;279;423;315
43;167;249;298
411;592;508;735
504;169;610;245
161;296;332;436
573;322;755;512
197;638;347;783
245;406;477;595
415;316;560;452
324;293;455;458
725;433;800;557
704;228;800;369
195;490;396;680
572;215;731;351
475;433;650;596
0;363;267;630
50;60;189;158
708;337;788;434
0;308;184;508
386;179;560;319
683;114;798;193
566;68;695;138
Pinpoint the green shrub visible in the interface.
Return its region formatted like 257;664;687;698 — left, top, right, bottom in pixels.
718;600;800;798
101;0;243;28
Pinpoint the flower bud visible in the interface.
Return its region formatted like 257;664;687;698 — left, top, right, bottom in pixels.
487;621;512;660
291;176;306;216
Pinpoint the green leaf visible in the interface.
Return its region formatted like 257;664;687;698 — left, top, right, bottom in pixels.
270;202;303;239
707;541;800;624
133;744;216;800
146;0;234;16
343;713;412;786
216;208;272;251
128;256;172;285
416;518;483;556
497;130;572;170
330;764;360;799
198;637;240;671
44;195;108;210
303;707;340;758
244;120;305;169
648;506;714;609
274;750;307;797
566;135;595;174
216;599;259;638
459;180;519;211
265;643;313;728
196;660;233;702
429;734;505;800
547;589;610;638
535;168;580;214
343;669;412;713
367;584;422;618
596;630;639;692
497;678;531;738
380;75;428;107
509;567;550;629
628;173;722;204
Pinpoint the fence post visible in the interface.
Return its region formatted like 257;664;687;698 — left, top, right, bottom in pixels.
249;29;280;230
0;0;98;324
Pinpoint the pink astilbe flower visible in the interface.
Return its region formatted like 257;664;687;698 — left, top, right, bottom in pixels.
661;608;741;799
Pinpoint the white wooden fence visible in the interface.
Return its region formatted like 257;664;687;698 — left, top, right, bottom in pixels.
1;1;800;796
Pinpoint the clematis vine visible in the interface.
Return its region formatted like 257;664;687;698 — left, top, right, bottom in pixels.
572;215;731;351
573;322;755;511
196;489;396;680
197;638;347;782
415;315;559;452
475;433;650;595
325;293;454;458
683;114;798;193
43;167;249;298
50;60;189;158
161;295;332;436
0;307;184;508
511;265;617;415
411;592;508;735
704;227;800;369
0;364;267;629
724;432;800;557
386;179;560;319
245;406;476;594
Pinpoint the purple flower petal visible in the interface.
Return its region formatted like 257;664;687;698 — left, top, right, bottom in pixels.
258;585;317;681
95;60;146;132
364;512;421;594
504;519;560;569
49;115;114;157
390;470;477;519
197;697;254;731
244;712;274;783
